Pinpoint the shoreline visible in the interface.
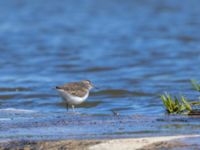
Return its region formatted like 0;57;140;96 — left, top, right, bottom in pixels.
0;134;199;150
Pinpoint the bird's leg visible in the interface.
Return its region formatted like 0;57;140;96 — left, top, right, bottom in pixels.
65;103;69;111
72;105;75;112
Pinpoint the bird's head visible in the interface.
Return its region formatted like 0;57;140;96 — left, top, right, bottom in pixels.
81;80;94;90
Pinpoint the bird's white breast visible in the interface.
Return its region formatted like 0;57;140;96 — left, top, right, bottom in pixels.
57;89;89;105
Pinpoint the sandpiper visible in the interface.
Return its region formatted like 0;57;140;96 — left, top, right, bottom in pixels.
56;80;93;111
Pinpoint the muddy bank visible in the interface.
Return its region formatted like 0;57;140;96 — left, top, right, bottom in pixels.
0;140;101;150
0;135;199;150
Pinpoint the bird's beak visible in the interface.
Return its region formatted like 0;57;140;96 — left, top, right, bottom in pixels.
90;83;99;90
93;85;99;90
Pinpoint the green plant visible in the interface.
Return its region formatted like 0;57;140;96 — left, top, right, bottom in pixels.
190;101;200;105
190;79;200;92
161;93;192;114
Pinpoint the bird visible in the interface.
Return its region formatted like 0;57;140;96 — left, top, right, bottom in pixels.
56;80;93;111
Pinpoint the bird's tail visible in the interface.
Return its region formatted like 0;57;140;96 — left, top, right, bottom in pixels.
56;86;61;89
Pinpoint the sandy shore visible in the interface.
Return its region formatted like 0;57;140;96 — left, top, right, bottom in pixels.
89;134;200;150
0;134;199;150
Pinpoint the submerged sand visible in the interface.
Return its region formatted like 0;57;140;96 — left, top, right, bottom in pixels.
0;134;199;150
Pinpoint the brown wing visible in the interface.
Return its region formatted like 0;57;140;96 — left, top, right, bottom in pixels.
57;82;88;97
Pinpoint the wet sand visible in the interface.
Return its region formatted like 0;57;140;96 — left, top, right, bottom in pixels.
0;135;199;150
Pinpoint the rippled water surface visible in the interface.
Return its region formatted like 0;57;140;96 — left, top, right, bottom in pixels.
0;0;200;141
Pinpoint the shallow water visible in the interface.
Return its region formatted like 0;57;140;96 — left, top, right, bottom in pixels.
1;110;200;141
0;0;200;140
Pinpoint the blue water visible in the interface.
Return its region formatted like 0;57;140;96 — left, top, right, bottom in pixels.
1;0;200;141
1;0;200;115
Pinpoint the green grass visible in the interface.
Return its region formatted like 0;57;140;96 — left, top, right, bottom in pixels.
161;93;192;114
190;79;200;92
190;101;200;105
160;79;200;115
